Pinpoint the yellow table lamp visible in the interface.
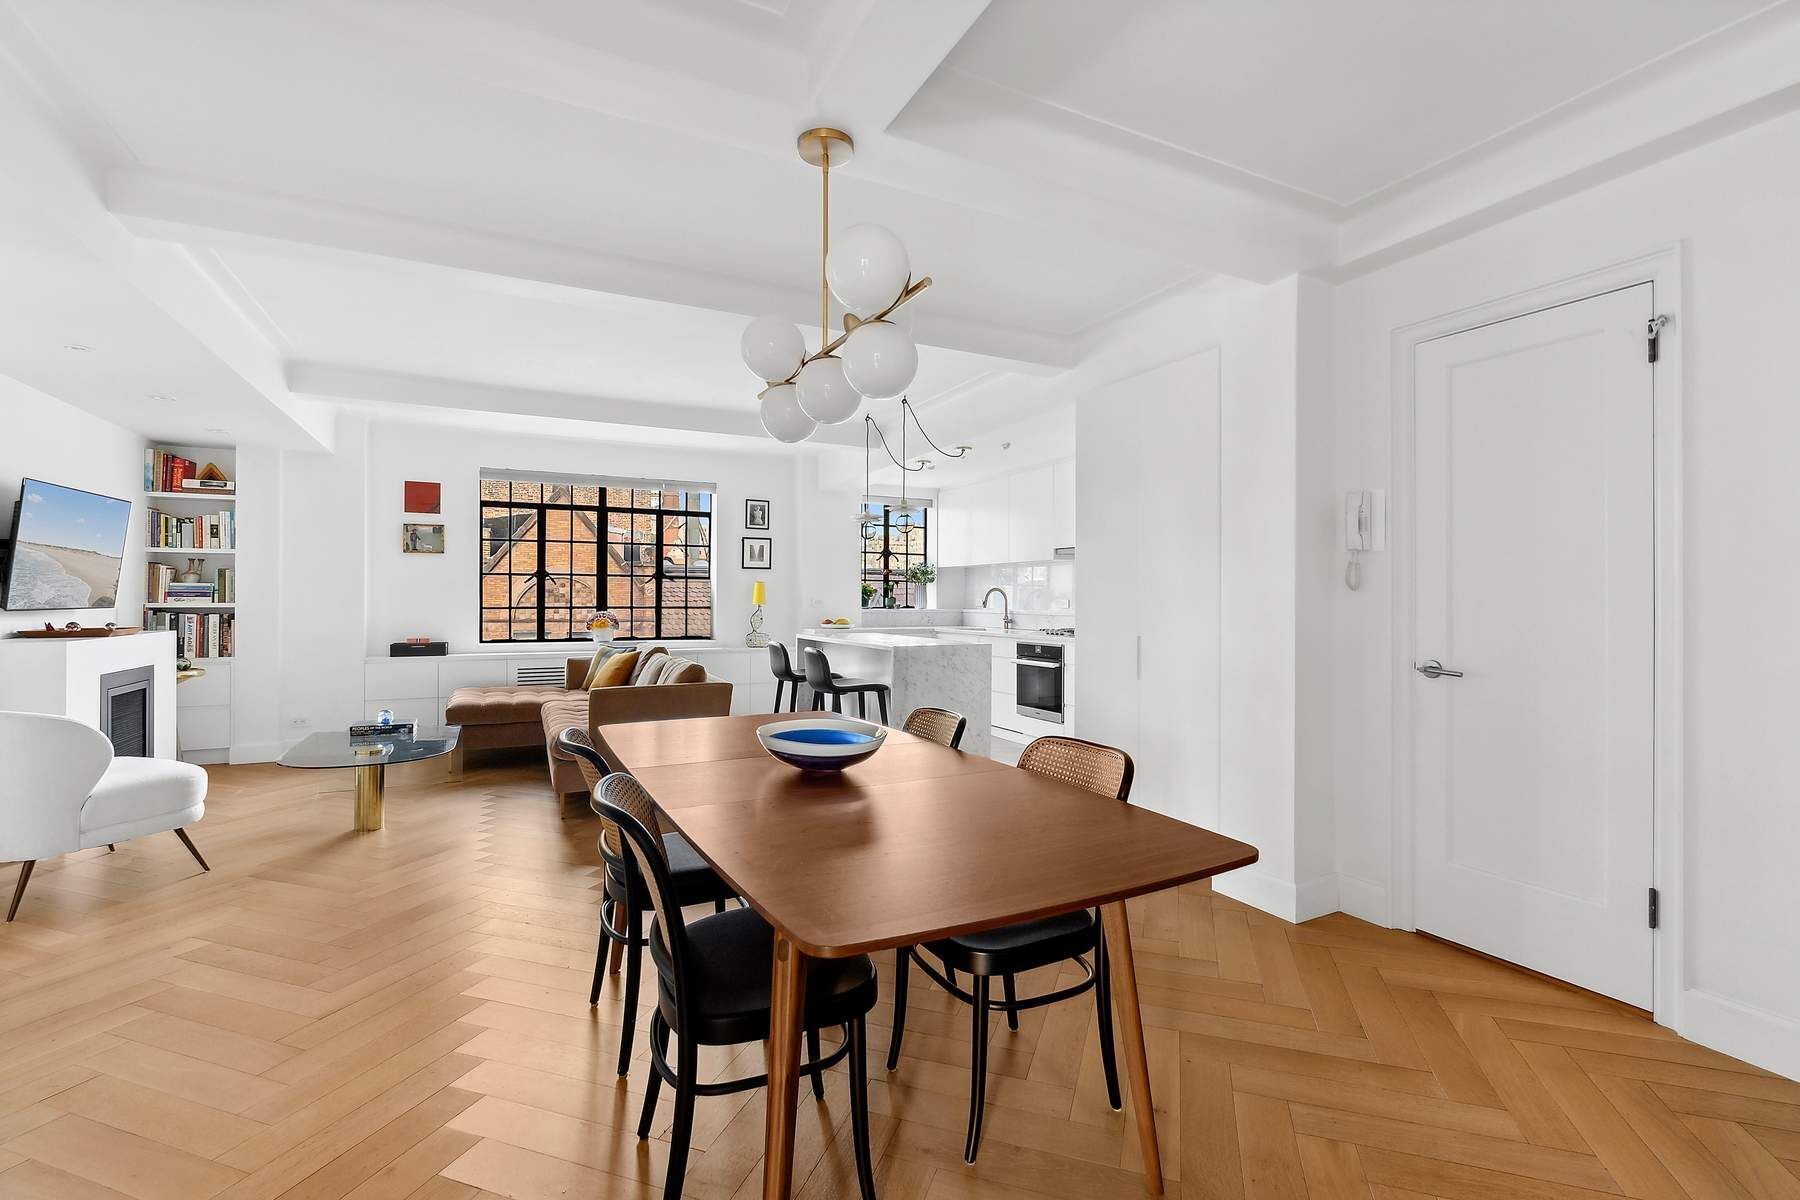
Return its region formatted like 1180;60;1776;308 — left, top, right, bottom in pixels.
746;580;769;647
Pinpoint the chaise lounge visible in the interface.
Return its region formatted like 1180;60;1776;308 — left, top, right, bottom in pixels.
442;645;732;800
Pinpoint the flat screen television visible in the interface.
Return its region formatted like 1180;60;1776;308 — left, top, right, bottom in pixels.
1;478;133;611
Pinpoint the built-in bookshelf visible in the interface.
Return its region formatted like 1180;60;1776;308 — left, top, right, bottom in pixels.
143;446;238;661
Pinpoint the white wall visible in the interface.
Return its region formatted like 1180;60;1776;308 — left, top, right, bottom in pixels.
0;377;146;635
1329;107;1800;1076
257;415;812;740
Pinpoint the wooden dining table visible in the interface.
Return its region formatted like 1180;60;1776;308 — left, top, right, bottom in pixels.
603;714;1260;1198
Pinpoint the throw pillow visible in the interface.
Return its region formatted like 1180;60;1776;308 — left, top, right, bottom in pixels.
590;649;640;689
580;645;623;689
661;658;706;685
629;645;668;684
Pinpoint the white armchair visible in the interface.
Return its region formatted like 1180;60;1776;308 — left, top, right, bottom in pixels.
1;710;209;922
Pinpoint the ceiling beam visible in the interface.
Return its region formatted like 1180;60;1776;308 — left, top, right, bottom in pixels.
108;167;1074;372
286;361;869;449
804;0;991;136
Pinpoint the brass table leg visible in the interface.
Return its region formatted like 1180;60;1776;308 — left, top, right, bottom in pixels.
353;763;385;831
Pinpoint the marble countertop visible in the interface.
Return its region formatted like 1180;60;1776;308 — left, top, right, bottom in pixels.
798;628;986;651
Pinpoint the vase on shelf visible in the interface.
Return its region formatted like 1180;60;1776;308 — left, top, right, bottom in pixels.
178;558;206;584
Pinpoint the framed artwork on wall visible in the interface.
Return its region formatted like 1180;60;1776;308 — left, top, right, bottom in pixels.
403;480;442;515
402;523;445;554
745;498;770;530
740;536;772;570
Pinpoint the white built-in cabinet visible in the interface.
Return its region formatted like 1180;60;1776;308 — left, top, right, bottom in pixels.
1052;458;1076;552
936;457;1074;568
1073;350;1221;825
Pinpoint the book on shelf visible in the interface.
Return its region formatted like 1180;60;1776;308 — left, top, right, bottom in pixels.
146;506;235;549
146;449;235;495
144;609;234;658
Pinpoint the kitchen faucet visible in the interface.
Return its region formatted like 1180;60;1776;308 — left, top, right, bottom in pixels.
982;586;1014;630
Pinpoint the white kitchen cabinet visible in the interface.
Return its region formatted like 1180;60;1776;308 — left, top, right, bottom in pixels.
965;477;1010;566
1075;349;1220;825
1007;465;1055;564
936;483;972;567
1052;458;1077;551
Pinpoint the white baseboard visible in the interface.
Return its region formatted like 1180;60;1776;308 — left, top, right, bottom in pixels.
1335;874;1390;926
1681;988;1800;1082
1214;869;1334;923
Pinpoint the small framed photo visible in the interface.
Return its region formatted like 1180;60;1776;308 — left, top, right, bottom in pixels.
744;498;770;530
402;523;445;554
740;536;772;570
403;480;441;515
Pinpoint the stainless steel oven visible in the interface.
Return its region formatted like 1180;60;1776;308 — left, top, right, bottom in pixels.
1015;641;1065;723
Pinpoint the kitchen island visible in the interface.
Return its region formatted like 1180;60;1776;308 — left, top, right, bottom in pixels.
795;628;993;755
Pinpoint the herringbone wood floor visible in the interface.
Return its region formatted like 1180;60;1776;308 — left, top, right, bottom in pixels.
2;758;1796;1200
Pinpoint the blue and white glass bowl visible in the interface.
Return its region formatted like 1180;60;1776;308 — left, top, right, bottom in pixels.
756;717;887;772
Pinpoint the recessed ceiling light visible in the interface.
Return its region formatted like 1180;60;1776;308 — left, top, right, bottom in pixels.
64;343;93;352
147;393;177;403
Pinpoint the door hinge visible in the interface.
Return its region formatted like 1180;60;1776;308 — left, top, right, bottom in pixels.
1648;887;1661;930
1647;314;1670;364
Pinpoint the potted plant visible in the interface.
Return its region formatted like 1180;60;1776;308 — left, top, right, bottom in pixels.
585;611;621;643
860;582;876;608
901;562;936;608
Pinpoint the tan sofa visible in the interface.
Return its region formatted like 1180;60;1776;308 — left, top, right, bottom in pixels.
541;650;732;803
445;647;732;786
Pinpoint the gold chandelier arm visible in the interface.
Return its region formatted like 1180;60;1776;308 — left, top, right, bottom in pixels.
821;142;831;350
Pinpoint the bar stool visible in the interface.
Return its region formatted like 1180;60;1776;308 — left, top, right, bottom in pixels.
801;646;890;725
766;643;808;713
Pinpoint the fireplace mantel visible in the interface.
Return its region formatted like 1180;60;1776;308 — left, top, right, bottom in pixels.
0;631;177;758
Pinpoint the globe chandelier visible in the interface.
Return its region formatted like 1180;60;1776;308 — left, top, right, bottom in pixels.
741;127;933;443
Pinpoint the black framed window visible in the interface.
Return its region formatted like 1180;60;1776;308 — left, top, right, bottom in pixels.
859;502;928;608
480;478;712;642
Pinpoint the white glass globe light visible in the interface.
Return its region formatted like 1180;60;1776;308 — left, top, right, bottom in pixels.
795;355;859;424
826;223;910;319
740;316;805;382
758;384;816;443
841;320;918;399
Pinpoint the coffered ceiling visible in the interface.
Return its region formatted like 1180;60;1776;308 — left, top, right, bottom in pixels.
1;0;1795;452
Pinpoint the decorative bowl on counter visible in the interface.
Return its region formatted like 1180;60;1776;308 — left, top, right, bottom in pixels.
756;717;887;772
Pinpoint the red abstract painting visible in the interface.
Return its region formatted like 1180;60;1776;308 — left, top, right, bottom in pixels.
403;480;441;514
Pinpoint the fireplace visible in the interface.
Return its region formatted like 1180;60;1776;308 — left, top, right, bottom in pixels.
99;665;155;757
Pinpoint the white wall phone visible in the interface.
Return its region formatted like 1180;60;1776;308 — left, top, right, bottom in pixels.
1343;488;1384;590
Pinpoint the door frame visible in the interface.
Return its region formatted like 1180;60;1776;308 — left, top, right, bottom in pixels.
1386;246;1685;1025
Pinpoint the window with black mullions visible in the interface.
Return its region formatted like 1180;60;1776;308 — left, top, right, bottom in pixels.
479;477;713;642
859;502;928;608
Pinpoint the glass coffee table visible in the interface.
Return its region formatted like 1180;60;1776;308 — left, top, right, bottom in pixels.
278;727;460;831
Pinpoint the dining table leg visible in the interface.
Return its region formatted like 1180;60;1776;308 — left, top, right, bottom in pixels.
762;931;808;1199
1100;900;1164;1195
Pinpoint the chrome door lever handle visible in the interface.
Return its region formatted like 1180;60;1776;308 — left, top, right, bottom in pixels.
1415;659;1463;679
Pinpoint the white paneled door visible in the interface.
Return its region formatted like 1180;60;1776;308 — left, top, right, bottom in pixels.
1412;283;1655;1007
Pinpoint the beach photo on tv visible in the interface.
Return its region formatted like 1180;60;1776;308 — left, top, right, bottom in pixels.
3;479;131;610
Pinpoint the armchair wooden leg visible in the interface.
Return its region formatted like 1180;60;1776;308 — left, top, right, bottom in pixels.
6;861;35;922
173;828;210;872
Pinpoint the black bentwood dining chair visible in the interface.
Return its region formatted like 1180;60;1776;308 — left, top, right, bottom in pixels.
886;734;1135;1163
557;727;737;1077
598;773;881;1200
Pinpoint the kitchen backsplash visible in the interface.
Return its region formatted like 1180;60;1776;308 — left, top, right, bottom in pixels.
941;561;1075;617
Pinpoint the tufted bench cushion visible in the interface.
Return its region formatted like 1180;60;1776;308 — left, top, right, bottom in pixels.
540;695;592;800
445;684;569;768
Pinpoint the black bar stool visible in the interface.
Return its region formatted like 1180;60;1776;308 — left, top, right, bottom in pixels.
801;645;890;725
766;643;807;713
